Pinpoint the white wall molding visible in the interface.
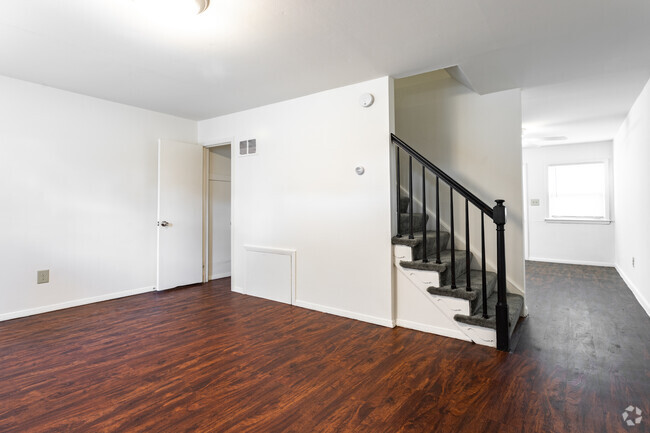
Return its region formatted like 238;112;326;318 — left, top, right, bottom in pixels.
528;257;615;268
0;286;154;322
294;299;394;328
616;266;650;317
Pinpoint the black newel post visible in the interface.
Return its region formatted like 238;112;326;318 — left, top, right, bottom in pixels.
493;199;509;352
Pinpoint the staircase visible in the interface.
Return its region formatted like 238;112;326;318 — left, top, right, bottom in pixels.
391;134;524;351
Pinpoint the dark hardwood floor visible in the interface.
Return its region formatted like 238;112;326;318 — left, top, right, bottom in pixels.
0;262;648;432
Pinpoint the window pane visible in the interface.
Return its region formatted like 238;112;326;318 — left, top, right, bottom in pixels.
548;163;606;218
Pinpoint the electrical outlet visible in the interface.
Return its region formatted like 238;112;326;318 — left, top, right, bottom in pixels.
530;199;540;206
632;257;635;268
37;270;49;284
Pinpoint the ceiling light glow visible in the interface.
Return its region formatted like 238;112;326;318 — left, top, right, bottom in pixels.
133;0;210;18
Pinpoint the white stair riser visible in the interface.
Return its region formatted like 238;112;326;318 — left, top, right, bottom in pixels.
403;268;441;290
430;295;470;316
393;245;442;287
393;244;413;262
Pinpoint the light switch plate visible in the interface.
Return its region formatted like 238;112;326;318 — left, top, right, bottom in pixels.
530;199;540;206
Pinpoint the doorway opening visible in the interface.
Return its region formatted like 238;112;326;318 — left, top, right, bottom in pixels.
204;143;232;282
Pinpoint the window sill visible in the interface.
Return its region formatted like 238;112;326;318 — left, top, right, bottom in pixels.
544;218;612;225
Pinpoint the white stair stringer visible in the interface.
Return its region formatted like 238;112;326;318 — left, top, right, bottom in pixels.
394;249;497;347
395;265;471;342
457;323;496;348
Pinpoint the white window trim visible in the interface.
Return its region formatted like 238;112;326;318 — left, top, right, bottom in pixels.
544;217;612;224
545;159;611;224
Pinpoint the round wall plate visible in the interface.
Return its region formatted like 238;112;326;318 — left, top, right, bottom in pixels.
359;93;374;108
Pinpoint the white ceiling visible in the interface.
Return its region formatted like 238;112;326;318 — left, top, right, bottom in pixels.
1;0;649;145
522;70;650;147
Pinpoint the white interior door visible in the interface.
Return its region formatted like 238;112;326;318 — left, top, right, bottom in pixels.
157;139;203;290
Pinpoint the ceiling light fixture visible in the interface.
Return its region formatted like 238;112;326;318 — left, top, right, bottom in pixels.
134;0;210;17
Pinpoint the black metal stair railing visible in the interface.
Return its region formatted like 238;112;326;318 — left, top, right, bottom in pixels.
391;133;510;352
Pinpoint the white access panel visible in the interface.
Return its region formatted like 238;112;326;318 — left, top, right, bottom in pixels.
244;246;295;305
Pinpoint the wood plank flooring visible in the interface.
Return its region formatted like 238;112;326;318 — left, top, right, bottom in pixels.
0;262;648;432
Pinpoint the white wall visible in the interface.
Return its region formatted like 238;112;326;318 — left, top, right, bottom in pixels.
614;77;650;316
0;75;197;320
394;70;525;294
198;77;394;326
522;141;615;266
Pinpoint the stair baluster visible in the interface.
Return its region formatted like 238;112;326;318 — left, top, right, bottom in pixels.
395;147;402;238
408;157;414;239
465;198;471;292
449;188;456;289
435;177;441;264
421;166;428;263
481;212;488;319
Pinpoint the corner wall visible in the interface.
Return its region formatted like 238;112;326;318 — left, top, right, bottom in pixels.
0;75;197;320
394;70;525;294
198;77;394;326
614;77;650;316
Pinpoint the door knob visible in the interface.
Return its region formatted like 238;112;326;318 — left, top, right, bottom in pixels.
159;221;170;227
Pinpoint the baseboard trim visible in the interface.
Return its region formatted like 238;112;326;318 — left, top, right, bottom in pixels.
615;266;650;317
209;272;231;280
395;319;471;341
294;299;394;328
0;286;154;322
231;286;245;294
528;257;615;267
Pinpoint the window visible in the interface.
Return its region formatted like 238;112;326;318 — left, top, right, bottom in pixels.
547;162;609;221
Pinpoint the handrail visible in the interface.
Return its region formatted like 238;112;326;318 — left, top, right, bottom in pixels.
391;134;494;219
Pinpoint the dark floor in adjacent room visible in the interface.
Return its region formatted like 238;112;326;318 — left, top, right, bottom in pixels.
0;261;648;432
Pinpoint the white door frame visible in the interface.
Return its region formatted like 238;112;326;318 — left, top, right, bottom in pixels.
522;163;530;260
203;140;233;283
